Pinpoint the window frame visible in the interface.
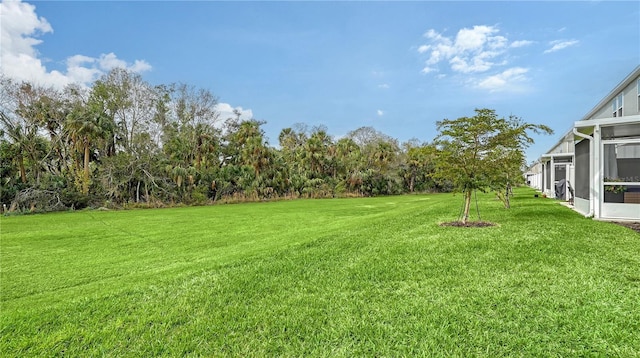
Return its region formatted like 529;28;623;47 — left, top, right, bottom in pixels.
613;93;623;117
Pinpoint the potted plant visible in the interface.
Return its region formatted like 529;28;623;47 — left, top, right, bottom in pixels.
604;178;625;203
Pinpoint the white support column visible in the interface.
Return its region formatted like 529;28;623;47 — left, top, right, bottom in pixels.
567;164;574;201
593;125;601;219
550;156;555;198
540;159;547;194
573;127;595;217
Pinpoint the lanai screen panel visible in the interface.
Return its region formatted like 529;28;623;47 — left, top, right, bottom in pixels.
555;165;566;181
575;139;589;199
603;123;640;181
545;162;551;190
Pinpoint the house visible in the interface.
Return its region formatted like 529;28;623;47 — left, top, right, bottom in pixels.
524;161;543;191
540;129;575;201
535;65;640;221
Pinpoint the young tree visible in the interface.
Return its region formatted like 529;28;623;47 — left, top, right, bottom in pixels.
434;108;552;224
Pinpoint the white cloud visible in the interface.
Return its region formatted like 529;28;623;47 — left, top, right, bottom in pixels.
67;54;95;68
423;29;451;44
421;66;437;74
129;60;152;73
455;25;498;51
377;83;390;89
98;52;128;71
377;110;384;116
544;40;579;54
0;0;151;88
477;67;529;92
0;0;51;56
215;103;254;122
417;45;430;54
450;55;493;73
417;25;535;76
510;40;534;48
487;35;507;50
425;50;441;65
94;53;152;73
66;62;102;84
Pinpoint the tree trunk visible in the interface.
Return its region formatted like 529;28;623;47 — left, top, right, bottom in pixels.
462;189;472;224
83;142;90;195
504;186;511;209
145;181;149;203
54;145;64;174
18;155;27;183
409;171;415;193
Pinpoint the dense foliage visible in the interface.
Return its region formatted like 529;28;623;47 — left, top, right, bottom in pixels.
0;69;441;212
1;69;541;214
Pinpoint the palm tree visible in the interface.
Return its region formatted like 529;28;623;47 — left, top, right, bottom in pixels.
65;101;110;195
304;129;333;178
335;137;363;193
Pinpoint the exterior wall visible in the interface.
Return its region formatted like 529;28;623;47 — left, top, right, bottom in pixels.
527;161;543;175
591;105;611;120
547;132;575;154
574;197;590;215
622;81;639;116
588;74;640;120
601;203;640;221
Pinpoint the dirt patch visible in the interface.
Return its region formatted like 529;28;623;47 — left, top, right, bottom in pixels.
440;221;496;228
613;222;640;235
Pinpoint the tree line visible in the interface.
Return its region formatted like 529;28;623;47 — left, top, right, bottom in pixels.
1;68;549;219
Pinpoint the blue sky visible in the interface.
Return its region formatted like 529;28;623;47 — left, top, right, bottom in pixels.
1;1;639;163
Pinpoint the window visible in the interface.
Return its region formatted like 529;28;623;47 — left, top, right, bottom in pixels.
612;93;623;117
637;79;640;113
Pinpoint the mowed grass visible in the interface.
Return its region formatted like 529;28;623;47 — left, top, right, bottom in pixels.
1;188;639;356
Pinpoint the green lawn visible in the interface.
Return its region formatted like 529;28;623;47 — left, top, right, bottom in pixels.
1;188;639;356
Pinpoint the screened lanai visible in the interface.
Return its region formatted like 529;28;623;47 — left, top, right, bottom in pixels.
573;115;640;220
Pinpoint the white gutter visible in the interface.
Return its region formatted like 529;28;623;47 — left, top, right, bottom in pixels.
574;114;640;128
572;128;594;217
541;152;574;158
